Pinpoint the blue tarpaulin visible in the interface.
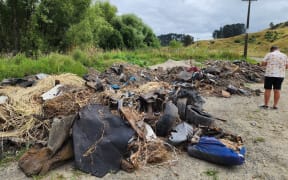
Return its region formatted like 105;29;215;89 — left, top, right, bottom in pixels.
188;136;245;166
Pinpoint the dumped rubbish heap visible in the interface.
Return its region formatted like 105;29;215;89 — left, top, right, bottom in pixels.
0;60;264;177
152;60;264;97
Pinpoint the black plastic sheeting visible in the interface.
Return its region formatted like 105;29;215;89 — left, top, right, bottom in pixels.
186;105;215;127
0;78;35;87
172;87;205;112
156;101;179;137
72;104;134;177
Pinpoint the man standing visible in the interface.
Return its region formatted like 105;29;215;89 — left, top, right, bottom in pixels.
260;46;288;109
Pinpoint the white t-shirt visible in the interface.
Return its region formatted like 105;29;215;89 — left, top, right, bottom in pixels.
263;50;288;78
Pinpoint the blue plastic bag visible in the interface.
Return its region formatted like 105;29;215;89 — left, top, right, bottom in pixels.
111;84;120;90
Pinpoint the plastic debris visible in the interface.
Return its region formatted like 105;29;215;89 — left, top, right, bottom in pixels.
168;122;193;145
41;84;64;101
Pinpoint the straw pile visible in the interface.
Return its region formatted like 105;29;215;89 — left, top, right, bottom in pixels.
0;73;86;143
128;139;171;169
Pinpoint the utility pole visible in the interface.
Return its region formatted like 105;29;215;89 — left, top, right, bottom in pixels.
242;0;257;59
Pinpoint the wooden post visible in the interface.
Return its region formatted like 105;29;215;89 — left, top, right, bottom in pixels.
242;0;257;59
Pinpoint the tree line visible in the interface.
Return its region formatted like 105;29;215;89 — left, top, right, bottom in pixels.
0;0;160;56
213;23;246;39
157;33;194;47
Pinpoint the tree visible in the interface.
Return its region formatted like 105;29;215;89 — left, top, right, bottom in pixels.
0;0;9;51
169;39;182;48
66;2;121;50
36;0;91;51
213;23;245;39
212;30;220;39
158;33;193;46
223;25;234;38
0;0;39;52
20;13;44;57
182;35;194;46
112;14;159;49
102;30;124;50
1;0;159;53
65;18;94;48
143;27;160;47
94;1;117;23
269;22;274;29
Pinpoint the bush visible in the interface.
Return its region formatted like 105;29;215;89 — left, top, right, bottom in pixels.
264;31;279;42
234;39;241;43
248;35;256;43
72;49;92;66
169;40;182;48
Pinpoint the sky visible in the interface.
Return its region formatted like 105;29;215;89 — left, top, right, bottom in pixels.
109;0;288;40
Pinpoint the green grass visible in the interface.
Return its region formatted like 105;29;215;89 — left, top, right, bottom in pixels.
203;169;219;180
195;26;288;57
253;137;265;143
0;53;87;80
0;146;28;167
32;174;46;180
0;45;259;81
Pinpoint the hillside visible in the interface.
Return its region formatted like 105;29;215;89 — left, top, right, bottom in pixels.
192;25;288;58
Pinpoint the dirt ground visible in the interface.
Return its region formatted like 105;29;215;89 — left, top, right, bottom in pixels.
1;68;288;180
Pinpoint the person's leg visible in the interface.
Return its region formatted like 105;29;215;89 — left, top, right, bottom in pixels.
263;77;272;107
264;89;271;106
272;77;284;108
273;90;280;107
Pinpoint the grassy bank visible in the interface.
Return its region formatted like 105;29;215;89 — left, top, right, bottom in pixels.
0;46;256;81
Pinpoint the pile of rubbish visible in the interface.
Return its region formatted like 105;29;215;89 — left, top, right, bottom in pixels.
0;60;263;177
151;60;264;97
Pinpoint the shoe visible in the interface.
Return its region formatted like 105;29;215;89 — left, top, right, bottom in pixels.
271;106;278;110
259;105;268;109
